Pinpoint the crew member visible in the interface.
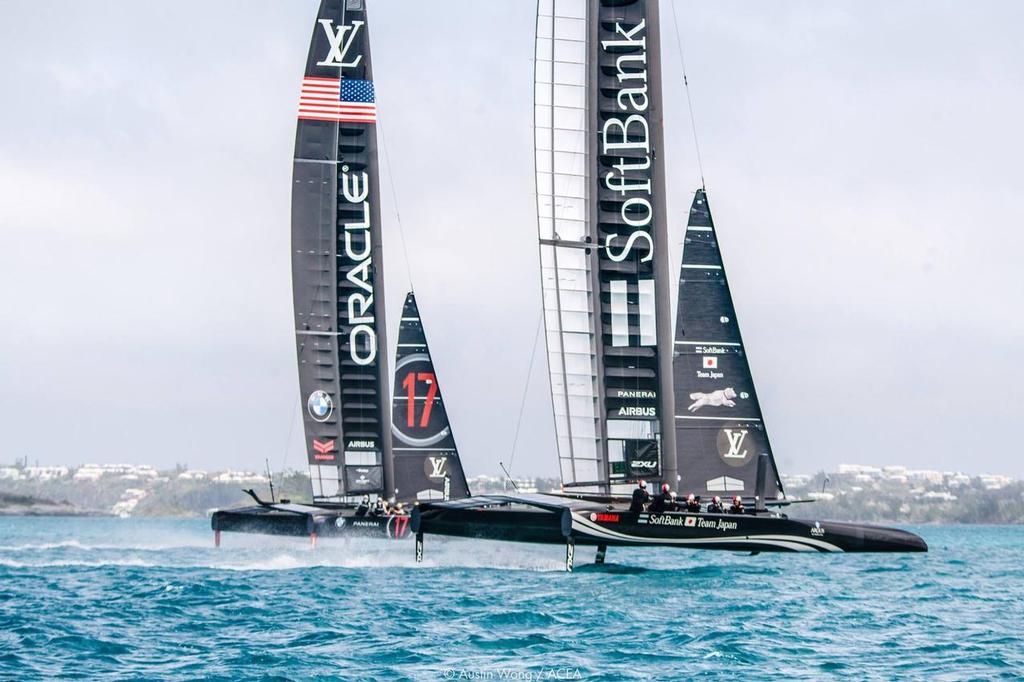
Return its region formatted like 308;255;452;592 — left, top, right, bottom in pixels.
667;491;679;512
649;483;672;513
629;480;650;513
370;497;388;517
707;495;724;514
355;495;370;517
390;502;407;516
685;493;701;513
729;495;745;515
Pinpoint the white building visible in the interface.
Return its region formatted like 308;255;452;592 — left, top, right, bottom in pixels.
0;467;23;480
23;466;69;480
979;474;1014;490
212;470;266;484
838;464;882;476
74;463;159;481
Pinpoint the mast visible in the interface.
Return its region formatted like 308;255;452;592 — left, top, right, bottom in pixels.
390;292;471;501
645;0;678;489
535;0;675;492
672;190;784;499
292;0;392;502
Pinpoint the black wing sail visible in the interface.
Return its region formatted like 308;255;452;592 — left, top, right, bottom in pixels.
673;190;783;498
292;0;392;502
535;0;676;492
390;292;470;501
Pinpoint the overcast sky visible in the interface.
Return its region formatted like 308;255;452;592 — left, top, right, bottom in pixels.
1;1;1022;479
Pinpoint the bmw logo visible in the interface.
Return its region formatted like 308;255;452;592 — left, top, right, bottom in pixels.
307;391;334;422
335;517;346;529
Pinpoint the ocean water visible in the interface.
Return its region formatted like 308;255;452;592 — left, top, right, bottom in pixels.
0;519;1021;681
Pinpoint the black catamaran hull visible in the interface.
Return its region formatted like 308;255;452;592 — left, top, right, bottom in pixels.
412;496;927;556
211;505;411;543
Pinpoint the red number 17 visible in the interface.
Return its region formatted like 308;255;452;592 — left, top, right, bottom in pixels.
402;372;438;428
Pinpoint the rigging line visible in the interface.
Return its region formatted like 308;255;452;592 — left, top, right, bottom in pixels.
669;0;706;191
277;397;300;479
507;311;544;474
375;109;416;292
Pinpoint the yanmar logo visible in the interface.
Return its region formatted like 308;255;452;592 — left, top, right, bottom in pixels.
589;512;620;523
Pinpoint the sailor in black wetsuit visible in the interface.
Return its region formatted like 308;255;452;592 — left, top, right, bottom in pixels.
667;491;679;512
370;497;388;517
629;480;650;513
649;483;672;513
684;493;701;513
355;495;370;517
707;495;724;514
729;496;745;515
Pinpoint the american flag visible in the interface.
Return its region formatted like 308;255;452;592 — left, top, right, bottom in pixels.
298;77;376;123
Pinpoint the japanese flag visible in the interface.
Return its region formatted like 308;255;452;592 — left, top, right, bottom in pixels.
703;356;718;369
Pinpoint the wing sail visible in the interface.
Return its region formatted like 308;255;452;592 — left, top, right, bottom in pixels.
292;0;392;502
535;0;676;491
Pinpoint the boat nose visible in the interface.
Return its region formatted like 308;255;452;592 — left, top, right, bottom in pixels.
906;531;928;552
891;528;928;552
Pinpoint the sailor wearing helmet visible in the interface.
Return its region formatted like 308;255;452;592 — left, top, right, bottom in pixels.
629;480;651;513
649;483;673;513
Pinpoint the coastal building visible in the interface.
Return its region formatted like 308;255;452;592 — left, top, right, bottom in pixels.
212;470;266;484
23;466;69;480
74;463;159;481
0;467;23;480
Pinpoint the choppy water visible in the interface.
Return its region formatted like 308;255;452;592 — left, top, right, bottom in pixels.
0;519;1021;680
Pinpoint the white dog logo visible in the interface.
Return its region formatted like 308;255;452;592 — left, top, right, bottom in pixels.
688;387;737;412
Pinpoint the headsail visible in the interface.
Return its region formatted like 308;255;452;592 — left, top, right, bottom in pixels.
390;292;470;501
673;190;784;498
292;0;392;502
535;0;676;491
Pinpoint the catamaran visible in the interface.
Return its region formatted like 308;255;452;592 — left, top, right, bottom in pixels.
412;0;926;568
211;0;468;546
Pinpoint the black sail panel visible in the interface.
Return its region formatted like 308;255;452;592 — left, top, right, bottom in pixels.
673;190;783;499
390;293;470;501
292;0;391;502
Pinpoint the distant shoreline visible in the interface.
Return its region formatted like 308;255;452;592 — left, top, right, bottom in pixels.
2;467;1022;524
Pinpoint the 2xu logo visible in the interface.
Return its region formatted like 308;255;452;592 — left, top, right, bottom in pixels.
316;19;364;69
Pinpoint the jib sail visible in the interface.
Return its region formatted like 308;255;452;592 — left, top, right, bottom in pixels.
292;0;392;502
390;292;470;501
672;190;783;498
535;0;676;491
